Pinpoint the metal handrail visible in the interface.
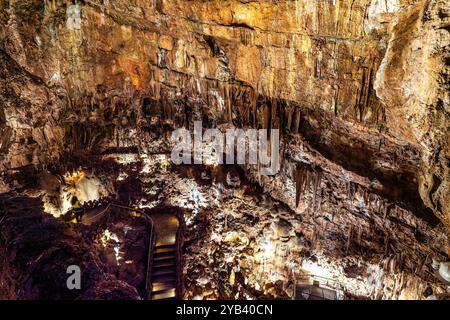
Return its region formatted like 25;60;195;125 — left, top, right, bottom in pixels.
296;274;340;285
175;226;183;299
145;222;156;300
83;202;156;300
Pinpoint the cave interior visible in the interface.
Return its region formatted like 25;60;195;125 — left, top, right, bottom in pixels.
0;0;449;300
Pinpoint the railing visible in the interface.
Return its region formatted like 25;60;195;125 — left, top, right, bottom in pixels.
145;220;156;300
175;226;183;299
84;202;156;300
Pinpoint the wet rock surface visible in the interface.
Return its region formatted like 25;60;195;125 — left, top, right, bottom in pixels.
0;154;449;299
0;0;448;224
0;194;147;300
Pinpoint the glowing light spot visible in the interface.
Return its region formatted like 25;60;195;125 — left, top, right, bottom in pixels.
100;229;122;265
117;172;129;181
112;154;139;165
261;240;274;258
225;232;240;243
302;260;333;279
66;4;81;30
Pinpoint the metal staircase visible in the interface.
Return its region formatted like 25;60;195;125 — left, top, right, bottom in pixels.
148;243;178;300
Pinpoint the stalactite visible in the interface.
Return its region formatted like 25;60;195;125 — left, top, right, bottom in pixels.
73;125;78;151
295;165;308;208
292;108;301;133
347;182;355;203
357;225;362;246
286;105;293;133
311;169;323;213
333;86;339;116
346;225;353;253
314;56;322;79
271;98;279;130
363;190;369;206
382;203;388;220
384;235;389;255
318;189;323;212
243;89;250;127
262;102;269;129
354;62;376;123
305;169;310;210
279;141;285;172
224;86;236;123
251;99;256;128
415;255;428;276
241;29;253;46
83;127;88;146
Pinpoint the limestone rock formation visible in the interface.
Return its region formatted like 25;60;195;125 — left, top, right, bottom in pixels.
0;0;449;300
0;194;145;299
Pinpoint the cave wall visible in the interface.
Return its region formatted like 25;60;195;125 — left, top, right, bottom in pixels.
0;194;149;300
0;0;448;224
374;0;449;224
0;0;449;300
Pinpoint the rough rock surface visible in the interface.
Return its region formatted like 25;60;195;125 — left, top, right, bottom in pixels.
0;0;448;223
0;194;148;299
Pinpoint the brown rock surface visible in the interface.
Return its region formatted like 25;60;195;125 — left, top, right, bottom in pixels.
0;194;143;299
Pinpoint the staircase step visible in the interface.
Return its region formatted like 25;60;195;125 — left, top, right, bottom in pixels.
152;287;176;296
154;246;176;254
153;269;176;277
155;243;177;249
152;281;176;292
152;288;176;300
152;274;176;283
153;252;176;260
